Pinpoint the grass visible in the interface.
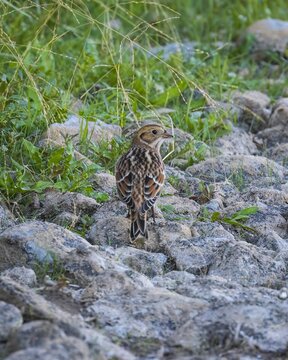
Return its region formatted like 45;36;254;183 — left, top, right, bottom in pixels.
198;206;259;233
0;0;287;207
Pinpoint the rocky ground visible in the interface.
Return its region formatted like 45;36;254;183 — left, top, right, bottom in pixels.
1;19;288;360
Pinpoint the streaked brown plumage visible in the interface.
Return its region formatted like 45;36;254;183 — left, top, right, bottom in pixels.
115;124;173;241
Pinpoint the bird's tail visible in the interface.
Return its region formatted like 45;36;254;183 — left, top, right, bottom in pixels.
130;210;148;241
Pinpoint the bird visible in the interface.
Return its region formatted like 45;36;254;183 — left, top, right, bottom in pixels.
115;123;173;242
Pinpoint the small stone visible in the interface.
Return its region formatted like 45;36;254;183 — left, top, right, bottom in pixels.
269;98;288;128
0;205;15;232
232;90;270;132
92;172;116;196
149;41;196;60
278;288;288;300
114;247;167;277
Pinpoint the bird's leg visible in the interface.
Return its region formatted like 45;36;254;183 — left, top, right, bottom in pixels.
126;208;131;219
152;206;156;224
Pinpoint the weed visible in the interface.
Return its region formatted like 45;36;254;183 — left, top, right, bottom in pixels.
199;206;259;233
158;204;176;214
230;169;246;191
33;253;66;282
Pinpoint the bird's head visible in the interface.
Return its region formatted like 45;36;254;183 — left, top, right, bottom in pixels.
132;124;173;151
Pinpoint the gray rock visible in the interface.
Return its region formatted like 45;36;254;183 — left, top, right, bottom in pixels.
212;125;258;156
223;202;287;238
92;172;116;196
5;319;135;360
64;246;153;290
0;301;22;342
153;274;288;357
186;155;287;186
161;128;204;169
114;247;167;277
269;143;288;167
88;216;130;247
41;115;121;148
158;195;200;222
153;272;284;309
164;234;286;287
6;321;66;351
4;337;90;360
40;190;99;219
256;231;288;252
255;98;288;146
0;221;91;271
152;270;197;292
81;328;136;360
269;98;288;128
255;125;288;147
83;287;208;357
53;211;79;227
166;166;202;198
172;303;288;355
92;200;127;220
237;186;288;206
191;222;235;242
89;200;192;251
0;205;15;232
1;267;37;287
164;236;233;276
246;18;288;55
80;268;153;304
0;276;84;327
232;90;270;132
160;182;178;196
149;41;196;60
5;316;135;360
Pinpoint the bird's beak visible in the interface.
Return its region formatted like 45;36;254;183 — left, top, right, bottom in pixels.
163;131;173;139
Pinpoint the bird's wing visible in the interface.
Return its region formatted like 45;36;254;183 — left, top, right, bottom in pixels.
115;158;135;209
141;168;165;213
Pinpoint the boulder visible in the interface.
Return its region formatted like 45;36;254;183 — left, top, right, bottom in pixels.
0;221;91;271
1;267;37;287
163;234;286;287
246;18;288;55
41;115;121;148
186;155;287;186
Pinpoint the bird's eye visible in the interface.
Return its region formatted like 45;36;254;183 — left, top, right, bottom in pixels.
152;129;158;135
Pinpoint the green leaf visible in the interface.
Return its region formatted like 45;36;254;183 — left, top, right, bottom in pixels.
211;211;220;222
94;192;110;203
221;218;257;233
48;148;65;167
32;180;53;192
231;206;259;222
27;87;42;110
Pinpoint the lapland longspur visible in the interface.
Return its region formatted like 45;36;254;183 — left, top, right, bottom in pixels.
115;124;173;241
